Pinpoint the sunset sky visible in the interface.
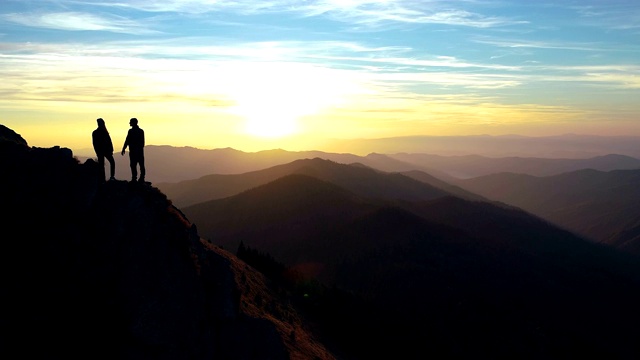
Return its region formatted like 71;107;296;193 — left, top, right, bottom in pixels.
1;0;639;154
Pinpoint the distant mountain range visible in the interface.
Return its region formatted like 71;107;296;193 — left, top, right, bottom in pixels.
389;153;640;179
75;133;640;160
456;169;640;254
77;144;640;184
323;134;640;158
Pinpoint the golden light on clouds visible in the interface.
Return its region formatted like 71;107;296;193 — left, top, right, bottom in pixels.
1;42;637;153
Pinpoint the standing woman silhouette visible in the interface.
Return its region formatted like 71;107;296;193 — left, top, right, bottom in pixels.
92;118;116;182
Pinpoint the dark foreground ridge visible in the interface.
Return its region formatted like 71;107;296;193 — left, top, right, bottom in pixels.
0;124;335;359
4;123;640;359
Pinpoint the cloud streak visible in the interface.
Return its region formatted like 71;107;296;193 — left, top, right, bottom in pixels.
1;11;159;34
27;0;526;29
473;37;610;52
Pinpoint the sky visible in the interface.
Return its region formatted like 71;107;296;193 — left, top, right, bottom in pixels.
1;0;639;154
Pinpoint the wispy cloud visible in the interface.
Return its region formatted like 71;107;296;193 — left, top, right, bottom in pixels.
43;0;526;28
1;11;159;34
518;64;640;88
317;53;521;71
6;35;637;114
573;3;640;30
473;37;608;52
295;2;527;28
374;72;522;89
533;66;640;89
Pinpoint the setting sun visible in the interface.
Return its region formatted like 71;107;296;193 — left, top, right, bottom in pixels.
244;114;297;138
231;83;304;137
225;61;360;138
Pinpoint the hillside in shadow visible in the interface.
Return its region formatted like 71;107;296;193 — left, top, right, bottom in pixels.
0;125;335;359
184;170;640;359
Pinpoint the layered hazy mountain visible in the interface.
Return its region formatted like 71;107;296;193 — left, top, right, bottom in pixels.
75;133;640;162
323;134;640;158
77;143;640;184
389;153;640;179
457;169;640;254
157;157;485;208
157;153;640;258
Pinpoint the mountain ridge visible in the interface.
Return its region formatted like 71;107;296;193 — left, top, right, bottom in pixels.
157;157;479;208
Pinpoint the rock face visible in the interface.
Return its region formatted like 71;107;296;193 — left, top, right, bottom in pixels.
0;124;28;146
0;126;335;360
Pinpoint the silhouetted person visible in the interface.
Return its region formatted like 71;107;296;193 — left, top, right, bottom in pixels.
92;118;116;182
121;117;145;183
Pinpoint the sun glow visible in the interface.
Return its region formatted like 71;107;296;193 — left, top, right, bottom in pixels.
233;88;307;138
225;62;360;138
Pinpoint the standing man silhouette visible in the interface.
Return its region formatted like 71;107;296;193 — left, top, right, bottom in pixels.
121;117;146;183
92;118;116;182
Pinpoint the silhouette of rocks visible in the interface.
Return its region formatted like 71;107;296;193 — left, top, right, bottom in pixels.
0;124;28;146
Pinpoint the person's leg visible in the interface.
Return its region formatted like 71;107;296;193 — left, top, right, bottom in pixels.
129;153;137;181
97;154;106;181
139;154;145;181
105;154;115;179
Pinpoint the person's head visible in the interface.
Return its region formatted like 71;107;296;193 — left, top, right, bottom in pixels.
97;118;105;127
129;118;138;126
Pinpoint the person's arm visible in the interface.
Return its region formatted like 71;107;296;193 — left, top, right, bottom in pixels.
107;133;114;153
121;131;129;155
92;131;98;152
